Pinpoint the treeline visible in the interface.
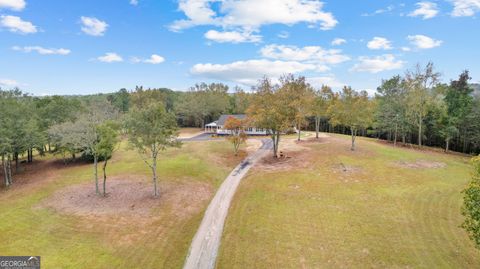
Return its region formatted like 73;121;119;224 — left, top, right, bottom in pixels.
109;63;480;154
374;64;480;154
1;62;479;187
0;88;179;196
0;90;81;186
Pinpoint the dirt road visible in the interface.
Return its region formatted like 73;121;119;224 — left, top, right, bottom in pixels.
183;139;272;269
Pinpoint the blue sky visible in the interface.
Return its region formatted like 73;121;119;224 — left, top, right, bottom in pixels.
0;0;479;95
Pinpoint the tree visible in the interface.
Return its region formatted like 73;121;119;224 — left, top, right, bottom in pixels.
445;71;474;152
107;88;130;113
125;103;180;197
229;86;251;114
224;116;247;156
0;89;29;185
175;83;230;127
35;95;82;152
49;101;117;194
247;77;292;158
279;74;315;141
462;155;480;248
0;90;15;186
312;85;333;139
130;86;178;111
404;63;440;146
375;75;410;146
48;120;85;164
95;122;119;196
329;87;375;151
465;98;480;152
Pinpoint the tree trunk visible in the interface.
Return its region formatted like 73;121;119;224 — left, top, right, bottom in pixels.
271;131;280;158
7;155;12;185
152;155;158;197
418;118;422;147
102;160;108;197
94;155;99;195
351;128;356;151
394;123;398;147
445;139;450;152
14;152;19;173
2;155;9;187
315;116;320;139
297;123;301;141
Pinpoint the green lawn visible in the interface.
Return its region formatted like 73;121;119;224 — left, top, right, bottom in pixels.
217;134;480;268
0;140;243;269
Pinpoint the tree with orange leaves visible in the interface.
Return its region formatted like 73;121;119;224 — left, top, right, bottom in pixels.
224;116;247;156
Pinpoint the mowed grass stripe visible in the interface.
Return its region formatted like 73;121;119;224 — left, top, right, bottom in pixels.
216;134;480;268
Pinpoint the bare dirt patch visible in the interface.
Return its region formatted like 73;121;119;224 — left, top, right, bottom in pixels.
329;163;365;183
296;136;331;145
254;135;332;172
258;150;311;172
279;138;312;152
332;163;363;174
396;160;447;169
37;176;213;218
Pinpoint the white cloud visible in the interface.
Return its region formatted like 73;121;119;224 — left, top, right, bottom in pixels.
407;34;442;49
367;37;393;50
130;0;138;5
0;15;37;34
331;38;346;46
97;52;123;63
0;0;25;11
0;78;19;87
80;16;108;36
169;0;337;32
12;46;71;55
451;0;480;16
401;47;411;52
308;75;345;88
351;54;405;73
191;59;321;86
362;5;395;16
144;54;165;64
260;44;350;64
409;2;439;19
204;30;261;43
277;31;289;39
130;54;165;64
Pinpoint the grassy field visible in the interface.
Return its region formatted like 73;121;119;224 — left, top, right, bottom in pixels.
217;133;480;268
0;136;244;268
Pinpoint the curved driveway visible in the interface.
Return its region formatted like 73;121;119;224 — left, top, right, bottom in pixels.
183;139;272;269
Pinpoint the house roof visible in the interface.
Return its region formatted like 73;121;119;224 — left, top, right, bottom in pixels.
205;121;218;127
217;114;246;126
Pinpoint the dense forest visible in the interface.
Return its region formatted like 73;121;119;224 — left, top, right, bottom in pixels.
1;63;479;187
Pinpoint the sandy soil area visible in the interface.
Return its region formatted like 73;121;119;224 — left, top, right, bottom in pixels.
37;176;213;219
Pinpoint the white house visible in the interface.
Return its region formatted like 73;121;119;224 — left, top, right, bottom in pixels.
205;114;268;136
